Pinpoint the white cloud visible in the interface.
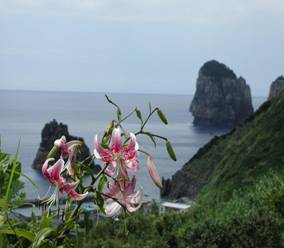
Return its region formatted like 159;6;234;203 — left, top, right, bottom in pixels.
0;0;283;23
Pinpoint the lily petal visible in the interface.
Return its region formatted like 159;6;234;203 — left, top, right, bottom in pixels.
94;148;102;159
105;162;117;175
126;187;143;212
125;159;139;172
42;158;54;178
146;155;162;189
110;128;122;151
94;135;109;158
54;136;66;147
68;190;88;201
47;159;65;184
127;133;139;151
61;181;79;194
66;148;76;177
104;198;122;217
66;140;82;149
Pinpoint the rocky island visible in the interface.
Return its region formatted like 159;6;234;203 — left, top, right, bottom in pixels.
268;75;284;100
190;60;254;127
32;119;95;170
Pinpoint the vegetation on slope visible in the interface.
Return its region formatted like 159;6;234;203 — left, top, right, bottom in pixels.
166;91;284;203
70;171;284;248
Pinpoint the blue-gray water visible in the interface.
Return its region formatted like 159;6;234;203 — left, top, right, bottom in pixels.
0;90;265;202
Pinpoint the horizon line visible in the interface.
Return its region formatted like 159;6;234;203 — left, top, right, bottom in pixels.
0;88;266;98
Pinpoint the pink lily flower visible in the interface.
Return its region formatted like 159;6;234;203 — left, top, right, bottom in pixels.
42;158;88;202
60;181;88;201
94;128;139;175
54;136;82;160
146;155;163;189
104;176;143;217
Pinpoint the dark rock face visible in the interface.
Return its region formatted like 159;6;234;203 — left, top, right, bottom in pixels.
161;135;223;199
32;119;94;170
190;60;254;127
268;75;284;100
161;173;203;199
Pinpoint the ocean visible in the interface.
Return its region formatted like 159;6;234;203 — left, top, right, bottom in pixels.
0;90;265;202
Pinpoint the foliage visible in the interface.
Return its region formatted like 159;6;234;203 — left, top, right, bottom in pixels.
74;171;284;248
0;151;25;209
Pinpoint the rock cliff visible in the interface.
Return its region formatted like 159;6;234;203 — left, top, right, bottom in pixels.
32;119;95;171
268;75;284;100
190;60;253;127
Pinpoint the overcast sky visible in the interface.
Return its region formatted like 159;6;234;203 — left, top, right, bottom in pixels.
0;0;283;96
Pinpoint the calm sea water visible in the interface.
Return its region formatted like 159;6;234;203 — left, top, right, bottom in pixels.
0;90;265;201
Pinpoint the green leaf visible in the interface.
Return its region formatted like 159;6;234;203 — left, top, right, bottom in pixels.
106;120;115;135
0;198;8;211
98;175;107;193
135;108;143;122
95;192;106;215
157;109;168;125
5;158;19;200
40;212;54;229
166;141;177;161
32;227;53;248
5;139;21;201
117;109;122;122
0;228;35;242
47;146;58;159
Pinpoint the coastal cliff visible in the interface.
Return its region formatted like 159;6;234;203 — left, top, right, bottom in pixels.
190;60;253;127
32;120;94;170
268;75;284;100
162;90;284;201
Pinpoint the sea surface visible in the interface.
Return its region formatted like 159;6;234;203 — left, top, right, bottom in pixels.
0;90;265;202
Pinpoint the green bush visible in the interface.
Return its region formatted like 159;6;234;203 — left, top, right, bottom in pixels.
74;171;284;248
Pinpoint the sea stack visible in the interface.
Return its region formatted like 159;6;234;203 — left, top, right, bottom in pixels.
268;75;284;100
32;119;94;170
190;60;253;127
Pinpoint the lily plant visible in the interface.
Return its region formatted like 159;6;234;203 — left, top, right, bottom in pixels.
0;95;177;247
40;95;176;224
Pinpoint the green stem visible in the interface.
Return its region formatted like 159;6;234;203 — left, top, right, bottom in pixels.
140;107;158;131
120;108;136;123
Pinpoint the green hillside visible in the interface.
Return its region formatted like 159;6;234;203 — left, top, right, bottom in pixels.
165;91;284;203
76;171;284;248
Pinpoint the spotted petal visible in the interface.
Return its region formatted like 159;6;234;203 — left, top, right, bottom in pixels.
42;158;54;178
68;191;88;201
61;181;79;194
47;159;65;185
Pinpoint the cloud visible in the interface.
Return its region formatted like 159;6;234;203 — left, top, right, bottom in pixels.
0;0;283;23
